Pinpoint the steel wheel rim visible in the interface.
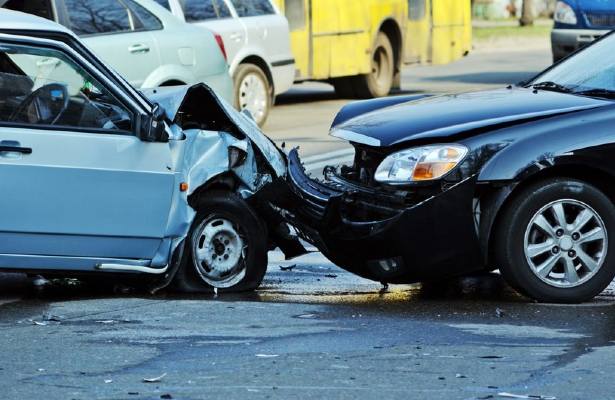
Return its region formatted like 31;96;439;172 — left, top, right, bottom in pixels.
238;72;267;123
524;199;608;288
191;215;247;288
371;46;390;89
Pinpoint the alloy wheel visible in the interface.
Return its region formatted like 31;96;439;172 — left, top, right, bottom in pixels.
524;199;608;288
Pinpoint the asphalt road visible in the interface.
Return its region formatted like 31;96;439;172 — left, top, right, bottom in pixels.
4;44;615;400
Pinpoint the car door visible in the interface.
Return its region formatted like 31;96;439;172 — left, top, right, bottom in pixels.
229;0;282;62
0;36;175;264
181;0;246;64
58;0;161;88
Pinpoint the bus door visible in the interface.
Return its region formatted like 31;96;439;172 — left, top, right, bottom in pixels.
405;0;431;64
328;0;369;78
430;0;471;64
280;0;311;80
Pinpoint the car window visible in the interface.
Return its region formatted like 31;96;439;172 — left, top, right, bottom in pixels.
152;0;171;10
230;0;275;17
408;0;426;20
125;0;163;31
284;0;304;30
63;0;133;36
533;34;615;94
3;0;55;21
0;43;133;132
183;0;232;22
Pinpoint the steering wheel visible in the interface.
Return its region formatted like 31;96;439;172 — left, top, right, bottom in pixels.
9;83;70;125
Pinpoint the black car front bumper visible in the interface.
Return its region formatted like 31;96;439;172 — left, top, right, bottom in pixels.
282;149;483;283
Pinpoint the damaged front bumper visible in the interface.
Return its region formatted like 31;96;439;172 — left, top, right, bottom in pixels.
280;149;483;283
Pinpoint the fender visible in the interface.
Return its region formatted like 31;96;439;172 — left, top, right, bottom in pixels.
141;63;197;88
331;94;432;130
473;103;615;264
230;47;271;77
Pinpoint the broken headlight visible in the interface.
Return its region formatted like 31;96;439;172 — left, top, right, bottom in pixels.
374;144;468;184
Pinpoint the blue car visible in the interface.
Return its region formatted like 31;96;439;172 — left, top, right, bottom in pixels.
0;10;302;292
552;0;615;62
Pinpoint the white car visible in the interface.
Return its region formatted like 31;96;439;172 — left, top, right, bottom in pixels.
2;0;233;102
154;0;295;126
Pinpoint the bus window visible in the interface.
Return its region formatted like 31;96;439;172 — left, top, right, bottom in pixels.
285;0;305;31
409;0;426;20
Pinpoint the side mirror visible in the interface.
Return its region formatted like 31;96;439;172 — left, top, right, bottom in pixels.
140;103;169;142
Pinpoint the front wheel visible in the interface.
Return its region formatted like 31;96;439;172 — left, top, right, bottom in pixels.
173;191;268;293
495;179;615;303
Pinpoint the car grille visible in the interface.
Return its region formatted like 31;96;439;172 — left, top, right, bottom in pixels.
585;12;615;28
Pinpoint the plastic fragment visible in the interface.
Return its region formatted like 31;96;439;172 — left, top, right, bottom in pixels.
498;393;556;400
143;373;167;383
255;354;279;358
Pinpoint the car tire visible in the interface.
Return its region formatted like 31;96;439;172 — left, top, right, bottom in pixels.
495;178;615;303
353;32;394;98
173;191;268;293
233;63;272;127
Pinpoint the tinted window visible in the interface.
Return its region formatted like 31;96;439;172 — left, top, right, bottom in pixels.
284;0;304;30
3;0;54;20
0;43;132;132
183;0;231;22
64;0;132;36
231;0;275;17
152;0;171;10
408;0;426;20
125;0;163;30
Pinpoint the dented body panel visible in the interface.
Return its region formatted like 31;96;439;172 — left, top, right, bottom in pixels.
0;14;291;278
280;84;615;283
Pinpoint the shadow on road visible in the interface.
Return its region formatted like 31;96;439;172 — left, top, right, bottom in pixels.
276;87;425;105
421;71;540;85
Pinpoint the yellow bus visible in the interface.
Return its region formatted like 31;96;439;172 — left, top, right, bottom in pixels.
274;0;472;98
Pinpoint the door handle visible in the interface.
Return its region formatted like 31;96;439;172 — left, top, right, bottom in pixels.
128;44;150;54
0;145;32;154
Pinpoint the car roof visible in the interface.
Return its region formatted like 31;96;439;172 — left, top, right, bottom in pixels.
0;9;73;36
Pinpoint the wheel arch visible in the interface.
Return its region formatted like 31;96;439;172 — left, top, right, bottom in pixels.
160;79;186;86
378;18;403;77
236;55;274;96
187;172;238;210
481;164;615;268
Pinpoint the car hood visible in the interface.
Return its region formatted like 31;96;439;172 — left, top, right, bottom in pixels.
331;88;611;147
143;84;286;177
572;0;613;12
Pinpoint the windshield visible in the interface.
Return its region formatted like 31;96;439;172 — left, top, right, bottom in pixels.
531;33;615;97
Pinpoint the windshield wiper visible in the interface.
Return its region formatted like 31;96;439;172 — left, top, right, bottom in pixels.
531;81;574;93
573;88;615;100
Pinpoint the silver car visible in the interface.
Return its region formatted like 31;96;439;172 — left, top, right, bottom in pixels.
0;9;304;292
155;0;295;126
2;0;233;102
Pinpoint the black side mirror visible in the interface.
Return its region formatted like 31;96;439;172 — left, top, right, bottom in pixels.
140;103;168;142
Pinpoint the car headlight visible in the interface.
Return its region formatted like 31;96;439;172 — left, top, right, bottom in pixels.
374;144;468;184
554;1;577;25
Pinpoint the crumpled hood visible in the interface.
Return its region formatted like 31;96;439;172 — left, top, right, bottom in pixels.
332;88;611;147
143;84;286;177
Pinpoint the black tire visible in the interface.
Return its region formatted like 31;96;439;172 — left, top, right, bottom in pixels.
173;191;268;293
495;178;615;303
233;63;272;127
354;32;394;98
